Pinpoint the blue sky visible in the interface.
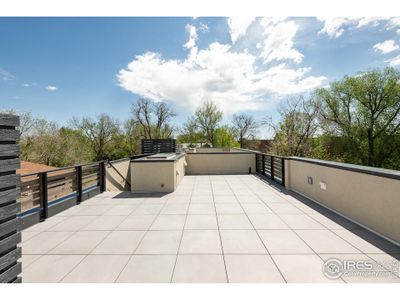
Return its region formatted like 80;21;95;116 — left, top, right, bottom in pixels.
1;17;400;137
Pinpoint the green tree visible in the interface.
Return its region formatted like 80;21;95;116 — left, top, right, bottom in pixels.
57;127;92;165
316;67;400;167
266;96;321;156
213;126;240;147
124;119;142;155
18;118;92;167
194;101;223;146
177;117;204;145
71;114;122;161
21;118;64;166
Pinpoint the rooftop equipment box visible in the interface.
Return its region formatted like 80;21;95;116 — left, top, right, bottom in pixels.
131;153;186;193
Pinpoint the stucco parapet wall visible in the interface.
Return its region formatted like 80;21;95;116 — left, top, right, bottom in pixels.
287;157;400;180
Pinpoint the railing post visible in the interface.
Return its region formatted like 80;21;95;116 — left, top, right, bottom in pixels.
270;156;274;181
99;161;106;193
281;157;285;187
39;172;48;221
262;154;266;176
76;165;83;204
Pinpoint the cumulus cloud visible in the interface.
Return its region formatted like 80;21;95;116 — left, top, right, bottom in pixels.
318;17;351;38
259;18;303;64
386;55;400;67
45;85;58;91
227;17;256;43
373;40;399;54
117;19;327;115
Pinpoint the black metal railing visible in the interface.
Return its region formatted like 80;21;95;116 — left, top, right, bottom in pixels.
256;153;286;186
19;161;105;221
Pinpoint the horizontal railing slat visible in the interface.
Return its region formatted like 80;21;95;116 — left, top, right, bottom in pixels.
47;177;76;189
0;232;21;254
0;203;21;220
0;218;19;238
82;172;99;180
0;248;21;271
0;188;20;206
0;129;19;142
0;174;20;189
47;171;76;182
0;114;19;127
0;144;19;157
0;262;22;283
0;159;20;172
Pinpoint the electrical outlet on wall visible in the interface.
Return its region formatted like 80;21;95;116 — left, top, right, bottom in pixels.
319;181;327;190
307;176;313;184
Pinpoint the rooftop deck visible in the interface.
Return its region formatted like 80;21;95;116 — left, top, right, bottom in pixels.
20;175;400;283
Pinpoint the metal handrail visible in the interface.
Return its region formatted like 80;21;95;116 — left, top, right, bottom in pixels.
106;160;131;187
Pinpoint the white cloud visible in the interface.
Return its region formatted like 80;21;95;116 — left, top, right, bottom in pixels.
227;17;256;44
259;18;303;64
184;24;197;50
319;17;400;39
0;67;15;81
198;22;209;33
386;17;400;31
386;55;400;67
356;17;385;28
22;82;38;87
318;17;352;38
117;20;326;116
45;85;58;91
373;40;399;54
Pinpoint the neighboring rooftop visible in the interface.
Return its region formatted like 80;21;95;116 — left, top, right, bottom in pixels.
17;161;57;175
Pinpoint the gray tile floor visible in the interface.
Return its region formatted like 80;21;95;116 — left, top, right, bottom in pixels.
20;175;400;283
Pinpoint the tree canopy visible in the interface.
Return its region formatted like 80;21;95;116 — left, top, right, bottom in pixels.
268;67;400;169
316;67;400;167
